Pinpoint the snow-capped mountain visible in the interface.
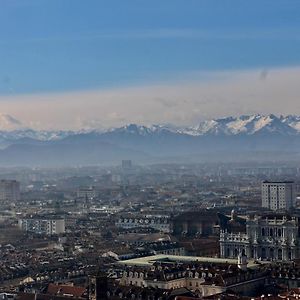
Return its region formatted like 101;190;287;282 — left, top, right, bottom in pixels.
0;113;300;166
0;113;24;131
2;113;300;139
105;114;300;137
280;115;300;131
0;114;76;148
182;114;299;136
0;129;75;141
108;123;178;136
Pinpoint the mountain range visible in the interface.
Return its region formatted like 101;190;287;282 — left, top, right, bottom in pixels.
1;114;300;166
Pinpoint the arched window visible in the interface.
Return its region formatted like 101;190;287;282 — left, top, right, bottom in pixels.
270;228;273;237
262;228;265;236
278;229;281;237
270;248;274;259
261;248;266;259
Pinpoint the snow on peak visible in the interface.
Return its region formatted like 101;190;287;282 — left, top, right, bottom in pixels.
281;115;300;131
105;115;300;137
0;114;24;131
185;114;298;136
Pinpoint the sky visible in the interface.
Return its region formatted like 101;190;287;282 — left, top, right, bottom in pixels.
1;0;300;130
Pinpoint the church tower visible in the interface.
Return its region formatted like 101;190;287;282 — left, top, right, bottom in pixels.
89;269;108;300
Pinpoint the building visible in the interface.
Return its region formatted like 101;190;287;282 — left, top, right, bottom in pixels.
172;210;220;237
0;180;20;202
18;216;65;235
117;254;268;297
262;181;296;211
77;186;97;200
220;212;300;261
122;160;132;169
115;214;171;233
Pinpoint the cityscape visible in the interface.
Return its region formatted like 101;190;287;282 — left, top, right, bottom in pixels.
1;1;300;299
0;163;300;299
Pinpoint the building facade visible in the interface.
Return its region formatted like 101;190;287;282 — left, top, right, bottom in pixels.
115;215;171;233
220;213;300;261
119;259;267;297
262;181;296;211
172;210;220;237
0;180;20;202
19;217;65;235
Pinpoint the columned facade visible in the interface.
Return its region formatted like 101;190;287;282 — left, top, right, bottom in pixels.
220;214;299;261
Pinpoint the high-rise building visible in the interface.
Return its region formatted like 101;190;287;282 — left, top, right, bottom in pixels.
0;180;20;202
262;181;296;211
122;160;132;169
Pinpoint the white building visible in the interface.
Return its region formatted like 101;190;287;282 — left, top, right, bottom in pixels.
0;180;20;202
220;213;299;261
19;217;65;235
262;181;296;211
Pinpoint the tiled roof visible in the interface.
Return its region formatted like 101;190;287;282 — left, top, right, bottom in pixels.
46;284;86;297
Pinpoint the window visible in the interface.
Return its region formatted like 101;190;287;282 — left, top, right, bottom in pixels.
270;228;273;237
278;249;283;260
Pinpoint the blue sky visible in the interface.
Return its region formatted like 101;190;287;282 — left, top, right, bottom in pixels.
0;0;300;94
0;1;300;129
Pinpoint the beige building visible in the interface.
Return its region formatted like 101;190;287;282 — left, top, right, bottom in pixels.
118;255;267;297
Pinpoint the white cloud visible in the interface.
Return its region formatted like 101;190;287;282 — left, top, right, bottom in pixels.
0;66;300;130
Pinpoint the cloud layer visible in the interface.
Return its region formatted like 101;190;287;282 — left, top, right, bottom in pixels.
0;66;300;130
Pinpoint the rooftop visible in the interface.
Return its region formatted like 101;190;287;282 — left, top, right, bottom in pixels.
117;254;260;269
262;181;294;184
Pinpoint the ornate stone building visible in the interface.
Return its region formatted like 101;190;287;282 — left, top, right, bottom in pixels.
220;212;300;261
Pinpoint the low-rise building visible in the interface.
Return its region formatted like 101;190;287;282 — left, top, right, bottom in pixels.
118;254;268;297
116;214;171;233
18;216;65;235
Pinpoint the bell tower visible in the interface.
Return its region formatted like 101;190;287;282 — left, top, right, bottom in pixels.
89;269;108;300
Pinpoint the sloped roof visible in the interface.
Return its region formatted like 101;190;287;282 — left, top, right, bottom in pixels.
47;284;86;298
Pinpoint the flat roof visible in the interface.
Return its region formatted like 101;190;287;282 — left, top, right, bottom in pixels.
117;254;260;269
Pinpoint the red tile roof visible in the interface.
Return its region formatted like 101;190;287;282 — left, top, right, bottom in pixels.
47;284;86;298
